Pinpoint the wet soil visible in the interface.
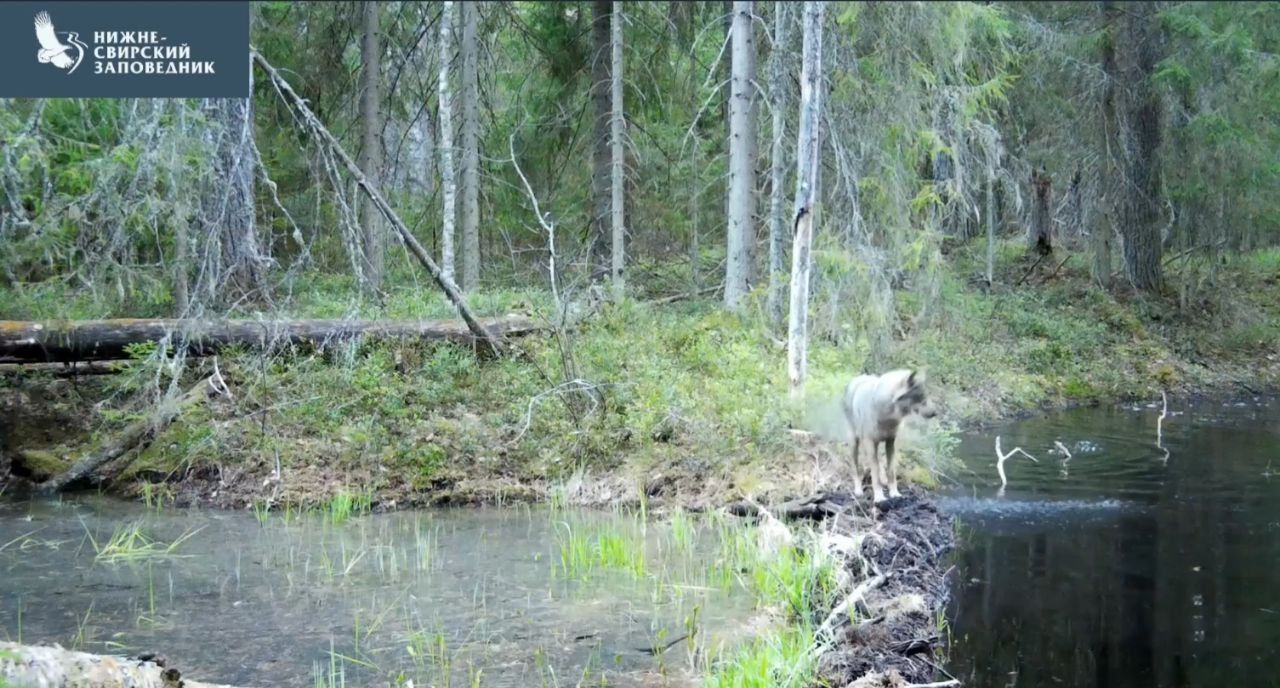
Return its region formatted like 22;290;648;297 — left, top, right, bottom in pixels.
813;487;956;687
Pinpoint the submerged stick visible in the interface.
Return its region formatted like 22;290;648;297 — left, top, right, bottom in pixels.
1157;390;1168;446
995;435;1038;491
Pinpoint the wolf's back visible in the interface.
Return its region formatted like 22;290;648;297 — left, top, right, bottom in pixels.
842;373;882;436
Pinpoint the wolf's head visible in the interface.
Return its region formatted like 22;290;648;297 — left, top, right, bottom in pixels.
892;369;937;420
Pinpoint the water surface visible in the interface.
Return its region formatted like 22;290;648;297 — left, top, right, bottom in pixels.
943;397;1280;687
0;499;756;686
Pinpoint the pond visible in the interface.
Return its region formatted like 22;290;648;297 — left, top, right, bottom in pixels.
942;396;1280;687
0;497;761;687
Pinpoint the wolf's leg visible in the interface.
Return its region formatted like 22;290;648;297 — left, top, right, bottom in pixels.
850;435;863;497
885;437;901;498
869;440;886;503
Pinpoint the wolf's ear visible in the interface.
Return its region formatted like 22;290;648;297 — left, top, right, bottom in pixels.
907;370;917;387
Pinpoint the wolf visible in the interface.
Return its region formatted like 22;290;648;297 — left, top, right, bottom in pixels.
841;369;937;502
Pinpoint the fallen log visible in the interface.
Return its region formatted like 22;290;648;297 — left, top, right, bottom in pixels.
0;640;245;688
0;360;131;375
0;315;539;364
36;376;216;495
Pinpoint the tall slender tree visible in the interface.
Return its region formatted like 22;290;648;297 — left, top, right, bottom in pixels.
459;1;480;292
438;1;457;284
1114;1;1165;291
609;1;626;298
359;0;383;295
724;0;757;308
787;0;824;399
589;0;612;284
766;1;789;325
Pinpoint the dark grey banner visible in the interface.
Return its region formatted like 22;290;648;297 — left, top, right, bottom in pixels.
0;1;249;98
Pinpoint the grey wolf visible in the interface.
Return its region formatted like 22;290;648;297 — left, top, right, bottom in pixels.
841;369;937;502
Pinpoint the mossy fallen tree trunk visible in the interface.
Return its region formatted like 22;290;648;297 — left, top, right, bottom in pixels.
0;316;540;364
36;377;216;495
0;640;245;688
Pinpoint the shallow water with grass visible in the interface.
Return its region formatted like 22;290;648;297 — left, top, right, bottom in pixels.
0;497;771;687
942;396;1280;686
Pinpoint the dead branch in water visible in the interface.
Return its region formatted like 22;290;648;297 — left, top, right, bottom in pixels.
1156;390;1169;463
1156;390;1168;445
0;640;245;687
995;435;1038;492
36;377;219;495
1054;440;1072;478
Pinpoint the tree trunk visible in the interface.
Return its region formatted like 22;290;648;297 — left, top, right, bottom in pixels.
787;1;823;400
610;0;626;298
359;0;384;296
1110;0;1164;291
766;1;788;325
0;640;243;687
438;1;457;285
724;0;758;309
1029;167;1052;256
250;50;505;353
174;213;190;316
1095;2;1118;289
459;1;480;292
589;0;612;284
0;316;541;364
985;164;996;285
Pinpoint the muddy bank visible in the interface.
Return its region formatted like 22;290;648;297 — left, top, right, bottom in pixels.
725;487;956;687
800;488;956;687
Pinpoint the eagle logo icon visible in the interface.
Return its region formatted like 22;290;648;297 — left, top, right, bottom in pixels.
34;11;87;75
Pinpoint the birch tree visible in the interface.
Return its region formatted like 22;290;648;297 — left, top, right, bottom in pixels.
724;0;757;309
359;0;383;294
787;1;824;399
460;1;480;291
438;1;457;284
609;0;626;297
766;1;789;325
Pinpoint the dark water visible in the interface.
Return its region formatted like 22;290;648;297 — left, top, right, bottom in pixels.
943;397;1280;687
0;500;755;686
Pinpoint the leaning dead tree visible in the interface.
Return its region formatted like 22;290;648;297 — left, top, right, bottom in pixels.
0;641;244;688
250;49;504;354
0;316;538;364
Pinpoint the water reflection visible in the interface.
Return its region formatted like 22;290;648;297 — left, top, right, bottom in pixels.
945;398;1280;687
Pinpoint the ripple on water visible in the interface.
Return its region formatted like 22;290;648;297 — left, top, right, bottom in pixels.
944;396;1280;688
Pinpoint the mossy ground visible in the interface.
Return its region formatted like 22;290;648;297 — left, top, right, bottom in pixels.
3;242;1278;510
